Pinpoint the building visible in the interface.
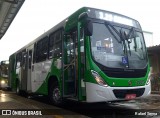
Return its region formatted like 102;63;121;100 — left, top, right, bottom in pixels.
143;31;153;47
148;45;160;93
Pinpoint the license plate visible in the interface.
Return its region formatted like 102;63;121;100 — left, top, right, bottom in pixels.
125;94;136;100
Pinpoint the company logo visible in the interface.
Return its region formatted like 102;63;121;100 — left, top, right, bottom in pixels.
2;110;11;115
1;110;42;116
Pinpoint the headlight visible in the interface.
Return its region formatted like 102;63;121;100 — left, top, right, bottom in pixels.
1;80;5;84
91;70;108;87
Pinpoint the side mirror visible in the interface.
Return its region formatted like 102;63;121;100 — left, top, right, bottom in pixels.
85;20;93;36
78;12;93;36
78;12;88;20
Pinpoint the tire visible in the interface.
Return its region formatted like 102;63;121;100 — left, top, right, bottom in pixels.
49;82;63;106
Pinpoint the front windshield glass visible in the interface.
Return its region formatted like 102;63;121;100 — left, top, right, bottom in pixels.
90;22;147;69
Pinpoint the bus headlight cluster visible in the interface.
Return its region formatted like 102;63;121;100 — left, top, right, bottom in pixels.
91;70;108;87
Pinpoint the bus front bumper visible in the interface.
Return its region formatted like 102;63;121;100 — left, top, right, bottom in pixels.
86;82;151;102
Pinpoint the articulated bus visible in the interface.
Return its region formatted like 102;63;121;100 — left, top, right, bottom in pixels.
9;7;151;105
0;60;9;89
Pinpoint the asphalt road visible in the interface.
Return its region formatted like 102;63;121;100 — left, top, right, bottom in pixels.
0;90;160;118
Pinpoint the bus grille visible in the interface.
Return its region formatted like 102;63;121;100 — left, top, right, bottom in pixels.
113;88;145;98
103;70;147;78
95;62;148;78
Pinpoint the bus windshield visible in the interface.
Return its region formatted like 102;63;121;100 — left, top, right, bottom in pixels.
90;22;147;69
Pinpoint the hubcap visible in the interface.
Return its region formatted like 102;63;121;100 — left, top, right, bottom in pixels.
53;87;61;102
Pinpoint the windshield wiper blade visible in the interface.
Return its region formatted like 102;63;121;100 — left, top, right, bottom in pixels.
127;27;138;52
122;29;131;56
105;22;121;43
127;27;134;39
119;29;128;55
105;22;130;68
105;22;129;55
127;41;131;56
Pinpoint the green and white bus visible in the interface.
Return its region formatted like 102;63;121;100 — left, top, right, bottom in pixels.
9;7;151;105
0;60;9;89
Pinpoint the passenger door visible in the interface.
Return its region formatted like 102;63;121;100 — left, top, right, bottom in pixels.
21;50;28;91
27;48;33;92
63;30;78;97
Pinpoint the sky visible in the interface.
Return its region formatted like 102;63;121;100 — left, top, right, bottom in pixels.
0;0;160;60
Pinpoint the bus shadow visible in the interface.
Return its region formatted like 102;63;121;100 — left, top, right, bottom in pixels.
30;95;135;118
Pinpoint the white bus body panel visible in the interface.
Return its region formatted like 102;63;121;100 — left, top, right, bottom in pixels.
31;60;52;92
86;82;151;102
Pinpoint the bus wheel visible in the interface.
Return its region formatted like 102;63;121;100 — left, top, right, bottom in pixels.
49;82;62;106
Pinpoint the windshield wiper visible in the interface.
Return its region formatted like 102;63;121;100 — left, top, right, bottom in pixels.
127;27;137;52
127;27;134;39
121;29;132;56
105;22;121;43
105;22;130;68
105;22;129;55
119;29;128;55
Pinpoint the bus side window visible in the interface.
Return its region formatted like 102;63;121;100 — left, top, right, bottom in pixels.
53;30;62;58
49;33;54;59
33;43;36;63
66;31;76;64
36;37;48;62
49;30;62;59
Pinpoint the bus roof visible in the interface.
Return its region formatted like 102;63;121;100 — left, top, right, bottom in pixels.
10;7;141;56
